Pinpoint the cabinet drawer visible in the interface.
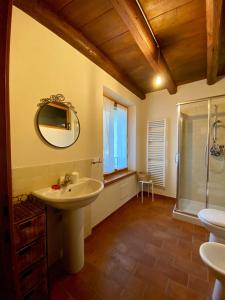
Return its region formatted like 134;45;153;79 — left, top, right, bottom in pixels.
20;259;47;295
16;237;46;272
23;279;48;300
14;214;46;249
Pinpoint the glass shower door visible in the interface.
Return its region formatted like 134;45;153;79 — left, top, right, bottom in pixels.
208;96;225;211
177;100;209;215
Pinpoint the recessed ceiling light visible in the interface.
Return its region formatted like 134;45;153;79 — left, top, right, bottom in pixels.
155;75;163;86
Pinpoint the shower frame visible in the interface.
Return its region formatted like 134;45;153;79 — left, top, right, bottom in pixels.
175;93;225;216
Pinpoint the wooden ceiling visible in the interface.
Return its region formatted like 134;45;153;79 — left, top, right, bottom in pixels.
144;0;207;84
215;0;225;76
14;0;225;99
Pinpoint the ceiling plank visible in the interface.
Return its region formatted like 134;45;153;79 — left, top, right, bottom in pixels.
13;0;145;99
59;0;112;29
206;0;223;85
139;0;192;20
111;0;177;94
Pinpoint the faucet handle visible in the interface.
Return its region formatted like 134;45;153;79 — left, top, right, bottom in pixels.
59;175;65;185
65;174;73;183
59;174;72;187
65;173;72;179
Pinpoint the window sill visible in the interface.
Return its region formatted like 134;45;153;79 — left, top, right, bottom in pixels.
104;170;137;186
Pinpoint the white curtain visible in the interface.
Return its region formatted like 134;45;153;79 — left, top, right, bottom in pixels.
117;104;127;169
103;97;114;173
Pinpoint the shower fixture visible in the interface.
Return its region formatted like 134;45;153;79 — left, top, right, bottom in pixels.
175;95;225;225
210;105;224;157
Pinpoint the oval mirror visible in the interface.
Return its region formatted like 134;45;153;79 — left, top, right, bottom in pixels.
36;98;80;148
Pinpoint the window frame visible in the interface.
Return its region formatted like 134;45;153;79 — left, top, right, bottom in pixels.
103;95;128;177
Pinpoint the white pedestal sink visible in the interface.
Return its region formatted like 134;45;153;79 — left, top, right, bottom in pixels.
33;177;104;273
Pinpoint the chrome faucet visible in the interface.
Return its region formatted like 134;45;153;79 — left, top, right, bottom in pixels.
61;173;73;187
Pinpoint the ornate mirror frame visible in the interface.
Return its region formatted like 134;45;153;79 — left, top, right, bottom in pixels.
36;94;80;148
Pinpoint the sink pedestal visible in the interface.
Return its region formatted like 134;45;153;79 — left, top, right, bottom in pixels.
33;177;104;273
62;208;84;273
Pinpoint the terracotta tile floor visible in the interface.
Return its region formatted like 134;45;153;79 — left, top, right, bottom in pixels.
50;196;214;300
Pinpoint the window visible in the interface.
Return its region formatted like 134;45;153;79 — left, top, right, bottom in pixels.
103;96;128;174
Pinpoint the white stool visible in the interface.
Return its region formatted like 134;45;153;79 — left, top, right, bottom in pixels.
137;179;154;203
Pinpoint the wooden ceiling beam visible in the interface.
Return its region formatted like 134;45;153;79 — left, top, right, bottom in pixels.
206;0;223;85
13;0;145;99
111;0;177;94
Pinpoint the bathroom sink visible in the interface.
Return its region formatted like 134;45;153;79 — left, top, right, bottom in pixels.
33;177;104;210
33;177;104;274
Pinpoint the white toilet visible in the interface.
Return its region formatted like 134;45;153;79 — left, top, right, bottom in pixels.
198;209;225;244
200;242;225;300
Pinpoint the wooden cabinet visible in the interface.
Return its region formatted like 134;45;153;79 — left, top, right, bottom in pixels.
13;197;48;300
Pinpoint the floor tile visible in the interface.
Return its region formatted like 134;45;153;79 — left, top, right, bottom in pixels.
50;282;75;300
123;274;147;299
92;274;122;300
167;280;208;300
50;196;213;300
188;274;213;297
61;276;96;300
143;284;174;300
154;260;188;286
134;262;169;291
173;256;208;280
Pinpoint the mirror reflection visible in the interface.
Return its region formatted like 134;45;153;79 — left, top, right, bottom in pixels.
37;100;80;148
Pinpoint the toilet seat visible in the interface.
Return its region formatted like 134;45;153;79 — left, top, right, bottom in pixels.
201;218;225;230
198;209;225;228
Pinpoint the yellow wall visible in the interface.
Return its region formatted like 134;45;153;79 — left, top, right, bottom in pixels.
9;7;141;265
10;7;141;169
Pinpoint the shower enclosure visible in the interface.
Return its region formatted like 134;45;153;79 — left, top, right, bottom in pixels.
175;95;225;217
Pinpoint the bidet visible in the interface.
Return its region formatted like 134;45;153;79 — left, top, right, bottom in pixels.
200;242;225;300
